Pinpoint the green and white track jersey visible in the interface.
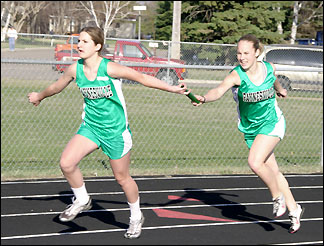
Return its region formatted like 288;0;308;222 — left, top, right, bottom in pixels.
75;58;129;139
231;61;283;136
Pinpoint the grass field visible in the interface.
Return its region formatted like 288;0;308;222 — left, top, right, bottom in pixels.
1;75;323;180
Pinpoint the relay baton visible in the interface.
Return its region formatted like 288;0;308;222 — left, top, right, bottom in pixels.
181;85;201;104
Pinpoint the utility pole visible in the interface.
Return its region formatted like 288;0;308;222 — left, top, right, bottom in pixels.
171;1;181;59
134;5;147;41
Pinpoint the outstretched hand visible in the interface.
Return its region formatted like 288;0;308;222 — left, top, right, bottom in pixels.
191;95;205;106
171;83;189;94
179;83;205;106
27;92;41;106
276;88;287;98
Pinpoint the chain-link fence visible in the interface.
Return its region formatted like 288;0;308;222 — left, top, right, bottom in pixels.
1;33;323;180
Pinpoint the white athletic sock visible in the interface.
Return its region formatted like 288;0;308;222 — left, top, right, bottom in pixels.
71;183;90;205
128;197;141;221
289;204;301;216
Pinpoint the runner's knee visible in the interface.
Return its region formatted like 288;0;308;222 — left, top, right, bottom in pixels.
115;174;133;187
60;156;78;174
248;156;263;174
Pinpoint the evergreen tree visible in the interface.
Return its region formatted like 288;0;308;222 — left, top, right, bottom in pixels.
154;1;297;44
154;1;174;40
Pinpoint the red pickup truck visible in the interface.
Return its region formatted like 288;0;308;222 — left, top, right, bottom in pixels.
53;39;187;85
54;34;79;53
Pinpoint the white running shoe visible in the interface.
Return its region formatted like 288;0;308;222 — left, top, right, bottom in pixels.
273;193;286;218
59;197;92;222
124;212;145;239
288;204;305;234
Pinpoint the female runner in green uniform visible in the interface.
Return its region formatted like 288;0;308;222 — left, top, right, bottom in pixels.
189;34;304;234
28;26;188;239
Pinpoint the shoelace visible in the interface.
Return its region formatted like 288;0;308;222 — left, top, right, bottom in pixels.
289;214;298;225
273;198;280;212
127;219;141;234
64;197;81;215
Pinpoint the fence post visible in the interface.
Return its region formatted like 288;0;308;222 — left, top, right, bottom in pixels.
167;40;171;78
321;131;323;168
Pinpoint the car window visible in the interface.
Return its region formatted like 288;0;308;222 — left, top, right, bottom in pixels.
265;49;323;68
69;36;79;44
59;49;79;54
140;43;153;57
123;45;143;58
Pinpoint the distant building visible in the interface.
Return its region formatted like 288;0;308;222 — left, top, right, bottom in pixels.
49;15;79;34
107;19;136;39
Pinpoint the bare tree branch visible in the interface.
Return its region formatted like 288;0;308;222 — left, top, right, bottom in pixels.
2;1;51;33
79;1;131;38
80;1;99;27
297;1;323;27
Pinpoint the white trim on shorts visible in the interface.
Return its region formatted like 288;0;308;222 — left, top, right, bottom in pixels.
122;128;132;157
268;114;286;140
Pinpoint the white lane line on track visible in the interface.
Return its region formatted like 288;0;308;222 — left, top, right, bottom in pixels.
1;218;322;240
271;241;323;245
1;186;322;199
1;200;322;218
1;174;322;184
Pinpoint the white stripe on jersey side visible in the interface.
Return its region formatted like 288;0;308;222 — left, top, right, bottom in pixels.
268;99;285;139
110;78;129;128
274;99;283;121
110;78;132;156
81;102;86;121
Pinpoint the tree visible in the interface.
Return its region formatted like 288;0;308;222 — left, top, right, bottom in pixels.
26;2;53;33
298;1;323;30
1;1;14;41
209;1;287;44
46;1;81;34
155;1;287;43
1;1;51;34
171;1;181;59
79;1;132;38
270;1;293;41
290;1;323;43
139;1;158;39
181;1;224;43
154;1;174;40
154;1;322;44
290;1;302;44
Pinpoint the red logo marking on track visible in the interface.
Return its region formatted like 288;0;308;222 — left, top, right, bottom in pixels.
153;208;237;222
153;194;238;222
168;195;200;201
